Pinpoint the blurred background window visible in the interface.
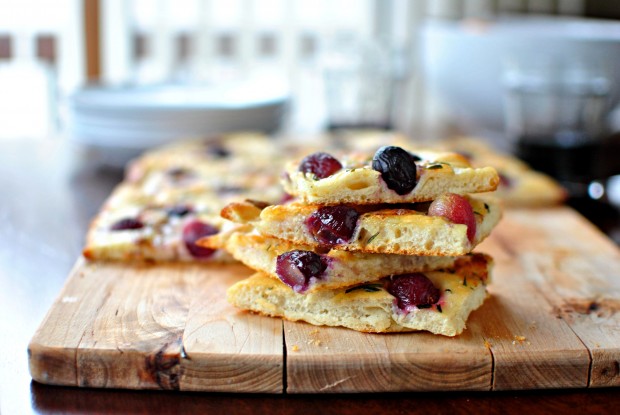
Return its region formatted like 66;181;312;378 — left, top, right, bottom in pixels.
1;0;620;141
0;0;82;139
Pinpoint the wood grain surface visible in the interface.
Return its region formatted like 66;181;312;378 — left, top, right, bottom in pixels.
27;206;620;393
3;139;620;413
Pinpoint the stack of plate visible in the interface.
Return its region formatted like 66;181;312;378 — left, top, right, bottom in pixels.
65;78;289;167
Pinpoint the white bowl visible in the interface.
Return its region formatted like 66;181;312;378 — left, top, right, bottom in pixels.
420;17;620;134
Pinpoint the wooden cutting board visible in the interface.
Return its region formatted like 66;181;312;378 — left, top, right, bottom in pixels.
28;207;620;393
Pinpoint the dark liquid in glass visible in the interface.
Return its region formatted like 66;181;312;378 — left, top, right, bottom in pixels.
516;134;601;184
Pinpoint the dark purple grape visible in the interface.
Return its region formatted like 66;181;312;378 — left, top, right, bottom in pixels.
166;167;194;181
372;146;419;195
110;217;144;231
205;143;231;158
276;250;327;292
166;205;193;217
305;206;359;246
182;220;218;258
386;273;440;311
299;152;343;179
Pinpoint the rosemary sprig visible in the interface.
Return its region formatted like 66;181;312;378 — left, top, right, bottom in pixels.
345;283;383;294
366;231;380;244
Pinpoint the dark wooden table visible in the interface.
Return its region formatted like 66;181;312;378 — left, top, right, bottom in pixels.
1;138;619;415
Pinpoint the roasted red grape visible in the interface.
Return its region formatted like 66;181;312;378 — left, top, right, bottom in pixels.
299;152;343;179
110;218;144;231
276;250;327;292
372;146;419;195
182;220;218;258
428;193;476;243
305;206;359;246
386;273;440;311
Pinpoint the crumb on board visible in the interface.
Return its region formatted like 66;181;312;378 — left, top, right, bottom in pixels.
291;345;300;352
484;339;492;349
512;335;527;345
306;328;325;347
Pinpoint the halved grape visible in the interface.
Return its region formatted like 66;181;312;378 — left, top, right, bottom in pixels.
299;152;343;179
182;220;218;258
428;193;477;243
275;250;327;292
305;206;359;246
386;273;440;311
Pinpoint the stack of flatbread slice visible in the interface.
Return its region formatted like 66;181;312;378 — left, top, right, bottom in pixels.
203;145;502;336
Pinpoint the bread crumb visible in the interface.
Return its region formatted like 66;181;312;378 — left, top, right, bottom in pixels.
484;339;492;349
512;335;527;345
307;328;325;347
291;345;300;352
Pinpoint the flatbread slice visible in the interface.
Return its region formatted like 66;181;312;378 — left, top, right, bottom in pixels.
227;254;492;336
206;231;475;292
438;137;566;207
83;187;238;262
221;195;502;256
282;148;499;205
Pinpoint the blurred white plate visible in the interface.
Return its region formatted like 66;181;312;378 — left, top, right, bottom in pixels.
64;78;289;167
66;78;288;143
